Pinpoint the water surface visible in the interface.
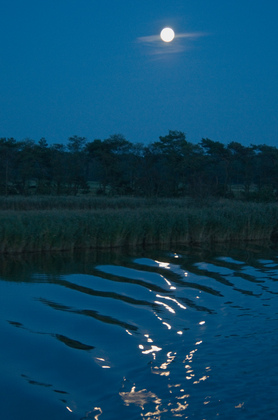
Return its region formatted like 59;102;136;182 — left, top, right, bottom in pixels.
1;244;278;419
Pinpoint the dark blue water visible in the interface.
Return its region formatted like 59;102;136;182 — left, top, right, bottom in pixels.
1;245;278;419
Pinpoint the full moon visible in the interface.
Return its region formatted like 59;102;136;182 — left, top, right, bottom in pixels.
160;27;175;43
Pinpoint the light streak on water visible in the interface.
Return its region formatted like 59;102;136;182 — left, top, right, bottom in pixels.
1;246;278;419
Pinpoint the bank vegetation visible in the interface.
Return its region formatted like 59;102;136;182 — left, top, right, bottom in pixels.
1;131;278;253
0;196;278;253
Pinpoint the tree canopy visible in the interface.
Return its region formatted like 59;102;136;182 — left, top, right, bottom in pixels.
0;132;277;200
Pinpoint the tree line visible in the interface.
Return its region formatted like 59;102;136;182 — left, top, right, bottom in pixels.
1;131;278;200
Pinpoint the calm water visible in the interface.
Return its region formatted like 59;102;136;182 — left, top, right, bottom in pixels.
1;244;278;419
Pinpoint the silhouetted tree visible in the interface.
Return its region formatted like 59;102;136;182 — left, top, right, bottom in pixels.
0;132;277;200
66;136;88;194
228;142;256;196
200;138;232;196
0;138;19;195
16;139;38;194
49;143;68;194
86;134;133;194
32;138;52;194
150;131;189;196
252;144;278;200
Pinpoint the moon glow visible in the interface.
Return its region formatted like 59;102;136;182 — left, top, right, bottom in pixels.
160;27;175;43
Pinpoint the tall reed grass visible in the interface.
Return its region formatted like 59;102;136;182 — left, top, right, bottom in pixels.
0;195;181;211
0;197;277;253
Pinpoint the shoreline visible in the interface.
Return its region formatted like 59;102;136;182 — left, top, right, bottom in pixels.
0;197;278;254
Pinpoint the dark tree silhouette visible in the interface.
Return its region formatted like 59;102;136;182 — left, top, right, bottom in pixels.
0;131;277;201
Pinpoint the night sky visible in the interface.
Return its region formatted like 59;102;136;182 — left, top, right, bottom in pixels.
1;0;278;147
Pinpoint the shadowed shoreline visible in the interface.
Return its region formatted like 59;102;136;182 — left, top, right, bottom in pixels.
1;196;277;254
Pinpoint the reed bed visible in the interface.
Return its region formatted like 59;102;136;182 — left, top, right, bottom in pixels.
0;195;184;211
0;197;278;253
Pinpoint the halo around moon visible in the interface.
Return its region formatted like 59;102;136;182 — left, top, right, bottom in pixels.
160;27;175;43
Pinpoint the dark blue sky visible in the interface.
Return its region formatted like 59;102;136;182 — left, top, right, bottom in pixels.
1;0;278;146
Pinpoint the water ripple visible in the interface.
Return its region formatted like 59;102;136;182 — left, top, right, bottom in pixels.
1;246;278;419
